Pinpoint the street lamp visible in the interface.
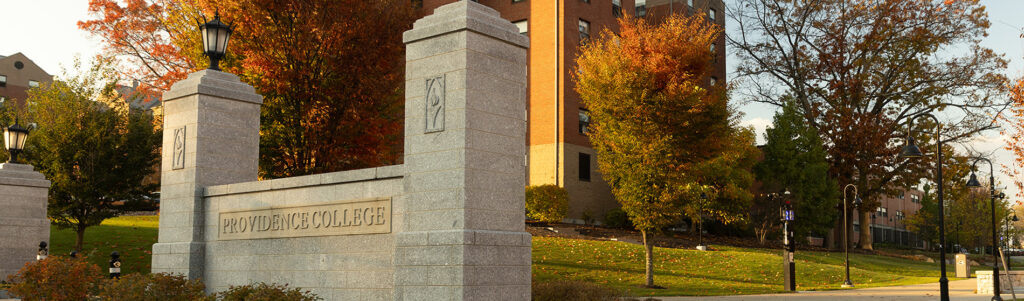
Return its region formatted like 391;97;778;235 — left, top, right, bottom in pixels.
781;189;795;291
966;157;1003;301
4;120;29;163
198;11;233;71
842;184;862;288
900;113;951;301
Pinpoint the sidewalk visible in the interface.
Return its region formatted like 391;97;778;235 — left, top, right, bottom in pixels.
658;279;1021;300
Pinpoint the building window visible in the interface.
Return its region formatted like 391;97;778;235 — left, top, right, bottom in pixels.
513;0;525;2
710;77;717;86
912;195;920;203
898;193;905;199
709;8;716;21
579;153;591;182
28;80;39;88
514;20;528;35
688;0;694;7
582;0;589;3
635;0;646;17
579;109;590;134
612;0;622;17
0;75;5;87
579;19;591;44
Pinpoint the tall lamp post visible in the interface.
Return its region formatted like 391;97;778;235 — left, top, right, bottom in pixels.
900;113;950;301
198;11;234;71
1006;212;1018;271
842;184;862;288
781;190;795;291
4;120;29;163
966;157;1004;300
697;192;707;251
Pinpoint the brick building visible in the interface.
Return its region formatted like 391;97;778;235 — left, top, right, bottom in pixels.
0;53;52;106
849;188;928;249
421;0;727;223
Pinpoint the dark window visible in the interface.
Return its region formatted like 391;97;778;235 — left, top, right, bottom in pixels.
635;5;646;17
579;19;590;44
582;0;590;3
579;109;590;134
513;0;525;2
612;0;622;17
0;75;6;87
13;61;24;70
579;153;591;182
709;8;716;21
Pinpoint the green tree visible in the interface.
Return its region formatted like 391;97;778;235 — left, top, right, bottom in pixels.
905;184;938;249
686;126;759;238
575;13;729;287
26;60;161;251
754;102;839;244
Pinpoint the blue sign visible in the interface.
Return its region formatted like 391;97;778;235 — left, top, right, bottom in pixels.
783;210;794;221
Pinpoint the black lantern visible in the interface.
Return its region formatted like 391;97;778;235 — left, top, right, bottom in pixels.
966;172;982;188
4;120;29;163
899;136;924;159
198;11;233;71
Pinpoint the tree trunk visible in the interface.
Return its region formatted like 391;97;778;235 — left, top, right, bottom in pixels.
642;230;654;287
859;210;873;250
75;223;86;252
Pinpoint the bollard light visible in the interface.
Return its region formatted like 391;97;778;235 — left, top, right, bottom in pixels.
198;11;233;71
36;241;47;260
109;251;122;279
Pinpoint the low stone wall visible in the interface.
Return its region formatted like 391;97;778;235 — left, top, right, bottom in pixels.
977;270;1024;294
194;165;404;299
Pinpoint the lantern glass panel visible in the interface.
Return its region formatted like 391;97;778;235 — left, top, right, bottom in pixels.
206;27;218;54
216;27;230;53
14;130;26;149
3;129;11;150
201;27;211;54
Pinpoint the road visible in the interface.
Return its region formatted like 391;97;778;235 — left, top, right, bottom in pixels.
658;279;1021;300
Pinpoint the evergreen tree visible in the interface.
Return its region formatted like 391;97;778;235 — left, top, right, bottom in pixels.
754;102;839;242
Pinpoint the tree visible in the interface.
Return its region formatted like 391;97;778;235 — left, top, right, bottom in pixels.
575;13;729;287
905;184;938;249
729;0;1008;249
685;125;759;239
80;0;417;178
754;102;839;244
26;60;162;251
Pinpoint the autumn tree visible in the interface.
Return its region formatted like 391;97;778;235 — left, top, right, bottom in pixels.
80;0;417;178
26;60;161;251
754;102;839;244
729;0;1008;249
575;13;729;287
905;184;938;249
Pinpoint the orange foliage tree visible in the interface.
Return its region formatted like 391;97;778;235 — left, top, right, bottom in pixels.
575;13;732;287
729;0;1008;249
79;0;417;178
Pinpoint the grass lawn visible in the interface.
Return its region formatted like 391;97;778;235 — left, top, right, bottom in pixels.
48;215;158;276
46;216;955;298
532;236;958;297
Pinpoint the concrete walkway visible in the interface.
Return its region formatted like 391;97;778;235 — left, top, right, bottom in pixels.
658;279;1021;300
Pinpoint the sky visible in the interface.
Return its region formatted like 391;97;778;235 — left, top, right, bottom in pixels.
1;0;1023;196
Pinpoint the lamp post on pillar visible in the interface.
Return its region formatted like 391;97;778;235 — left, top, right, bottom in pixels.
4;120;29;163
197;11;233;71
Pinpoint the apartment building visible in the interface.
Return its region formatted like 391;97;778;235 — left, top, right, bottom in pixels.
0;53;52;106
850;188;927;249
421;0;727;223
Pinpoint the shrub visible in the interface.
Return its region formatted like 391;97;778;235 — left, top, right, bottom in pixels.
525;185;569;223
532;280;620;301
214;282;320;301
6;256;102;301
96;272;207;301
604;208;631;228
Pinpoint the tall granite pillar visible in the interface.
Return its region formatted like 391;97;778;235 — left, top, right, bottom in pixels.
151;70;262;279
396;2;531;300
0;163;50;279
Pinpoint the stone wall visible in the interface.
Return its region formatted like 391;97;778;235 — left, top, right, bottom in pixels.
977;270;1024;294
152;2;530;300
0;163;51;279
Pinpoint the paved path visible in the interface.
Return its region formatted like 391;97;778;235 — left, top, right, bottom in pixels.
658;279;1022;300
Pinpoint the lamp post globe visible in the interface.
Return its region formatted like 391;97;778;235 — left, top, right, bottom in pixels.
4;120;30;163
198;11;233;71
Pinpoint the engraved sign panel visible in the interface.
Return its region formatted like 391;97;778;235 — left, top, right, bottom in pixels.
218;198;391;240
425;75;445;133
172;127;186;170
